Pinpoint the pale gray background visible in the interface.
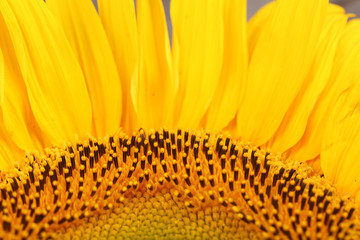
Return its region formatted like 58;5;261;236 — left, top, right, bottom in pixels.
91;0;360;41
91;0;360;19
245;0;360;18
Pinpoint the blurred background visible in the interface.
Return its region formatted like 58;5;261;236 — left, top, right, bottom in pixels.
91;0;360;40
91;0;360;19
246;0;359;19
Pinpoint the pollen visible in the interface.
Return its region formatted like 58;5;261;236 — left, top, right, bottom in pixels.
0;129;360;239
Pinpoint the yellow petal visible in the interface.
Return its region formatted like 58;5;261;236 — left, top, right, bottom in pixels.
0;49;4;105
0;107;25;170
0;51;28;169
132;0;176;129
205;0;247;131
0;134;21;170
0;17;43;152
0;0;93;146
171;0;224;129
236;0;327;146
321;85;360;198
47;0;122;137
320;20;360;198
267;10;348;153
0;51;8;169
247;2;275;61
306;156;322;175
289;19;360;161
2;72;43;151
98;0;139;132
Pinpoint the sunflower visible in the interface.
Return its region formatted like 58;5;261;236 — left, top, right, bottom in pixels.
1;0;360;239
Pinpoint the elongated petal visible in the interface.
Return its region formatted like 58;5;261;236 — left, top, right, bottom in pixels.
2;72;43;151
0;50;3;105
47;0;122;137
205;0;247;131
236;0;327;146
320;20;360;198
98;0;139;132
0;0;93;146
247;2;274;61
289;19;360;161
0;49;33;169
322;85;360;198
0;134;21;170
0;15;43;152
0;51;8;169
0;105;26;170
133;0;176;129
267;11;348;153
171;0;224;129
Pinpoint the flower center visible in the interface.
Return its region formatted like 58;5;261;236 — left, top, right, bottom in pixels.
0;128;358;239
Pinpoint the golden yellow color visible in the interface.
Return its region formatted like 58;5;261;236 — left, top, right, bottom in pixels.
1;129;360;239
1;0;360;239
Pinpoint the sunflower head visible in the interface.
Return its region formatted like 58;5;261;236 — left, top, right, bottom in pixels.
1;0;360;239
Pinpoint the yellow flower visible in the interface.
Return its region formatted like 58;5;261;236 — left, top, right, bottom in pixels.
0;0;360;239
